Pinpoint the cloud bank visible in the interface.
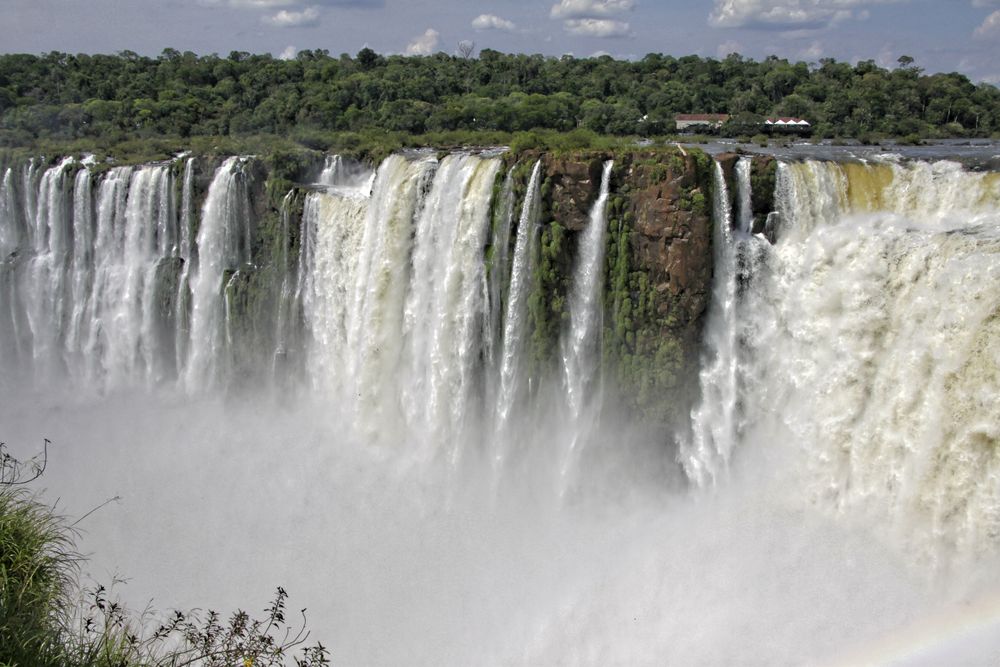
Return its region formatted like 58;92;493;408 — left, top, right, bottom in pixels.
263;6;319;27
550;0;635;19
406;28;440;55
551;0;634;38
472;14;516;32
709;0;905;30
564;18;631;37
975;9;1000;37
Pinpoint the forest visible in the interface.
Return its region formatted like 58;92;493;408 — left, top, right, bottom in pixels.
0;48;998;152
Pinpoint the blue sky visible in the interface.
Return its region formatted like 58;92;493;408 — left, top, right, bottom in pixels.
2;0;998;83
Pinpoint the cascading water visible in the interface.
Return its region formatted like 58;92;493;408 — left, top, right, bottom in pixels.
272;189;297;382
300;153;503;452
0;167;18;259
175;157;195;374
494;161;542;449
299;179;370;393
23;157;74;380
684;155;1000;565
2;147;999;665
318;154;345;186
184;156;251;392
317;153;377;192
65;167;93;380
560;160;613;480
484;167;516;383
401;154;502;456
680;159;743;487
0;158;202;389
751;158;999;563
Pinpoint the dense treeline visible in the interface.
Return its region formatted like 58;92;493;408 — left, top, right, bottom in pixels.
1;48;998;147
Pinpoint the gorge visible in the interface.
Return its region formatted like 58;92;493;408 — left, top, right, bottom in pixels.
1;144;998;664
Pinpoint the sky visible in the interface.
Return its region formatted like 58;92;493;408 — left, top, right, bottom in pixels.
1;0;998;83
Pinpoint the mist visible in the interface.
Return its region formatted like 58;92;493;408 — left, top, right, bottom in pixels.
1;382;992;665
2;148;999;664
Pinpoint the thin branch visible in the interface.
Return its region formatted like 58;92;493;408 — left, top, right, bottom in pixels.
69;495;122;527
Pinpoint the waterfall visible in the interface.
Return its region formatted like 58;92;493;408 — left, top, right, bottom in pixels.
484;167;516;381
300;182;370;393
401;154;501;455
298;154;438;441
175;157;195;374
1;149;996;561
184;157;252;392
318;154;376;192
0;168;17;258
22;158;72;379
680;160;742;487
3;147;1000;664
681;156;773;488
65;168;93;378
762;159;1000;559
272;189;298;382
685;156;1000;561
560;160;613;478
318;155;344;186
86;166;129;385
735;156;753;234
0;167;26;374
300;153;502;450
494;160;543;448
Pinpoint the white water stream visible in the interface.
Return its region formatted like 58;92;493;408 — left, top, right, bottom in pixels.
1;151;998;665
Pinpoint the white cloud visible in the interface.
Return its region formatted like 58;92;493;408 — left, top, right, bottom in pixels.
405;28;440;55
709;0;906;30
563;18;632;37
278;45;298;59
472;14;517;31
263;6;320;26
974;9;1000;37
550;0;635;19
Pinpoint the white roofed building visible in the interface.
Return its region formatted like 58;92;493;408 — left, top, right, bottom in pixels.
764;117;811;132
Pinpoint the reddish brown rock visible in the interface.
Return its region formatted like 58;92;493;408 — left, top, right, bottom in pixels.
543;155;608;231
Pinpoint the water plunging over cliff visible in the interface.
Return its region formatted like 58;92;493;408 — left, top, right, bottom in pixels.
560;160;613;480
683;155;1000;563
1;148;998;665
494;160;542;448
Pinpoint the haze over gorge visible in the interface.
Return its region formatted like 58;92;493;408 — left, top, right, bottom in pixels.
1;142;999;664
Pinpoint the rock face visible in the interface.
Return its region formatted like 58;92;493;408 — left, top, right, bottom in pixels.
540;148;714;426
623;154;712;324
544;156;606;231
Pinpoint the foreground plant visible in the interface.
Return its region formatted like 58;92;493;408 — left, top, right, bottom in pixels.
1;441;329;666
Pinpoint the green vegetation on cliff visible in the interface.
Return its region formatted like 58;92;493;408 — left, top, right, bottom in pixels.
599;151;713;423
486;147;714;423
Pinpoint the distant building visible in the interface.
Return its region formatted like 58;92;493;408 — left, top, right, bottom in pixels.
764;117;811;132
674;114;731;131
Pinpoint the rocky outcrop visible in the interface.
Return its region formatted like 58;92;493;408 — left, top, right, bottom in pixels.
536;148;715;426
623;154;712;323
716;151;777;236
544;156;607;231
